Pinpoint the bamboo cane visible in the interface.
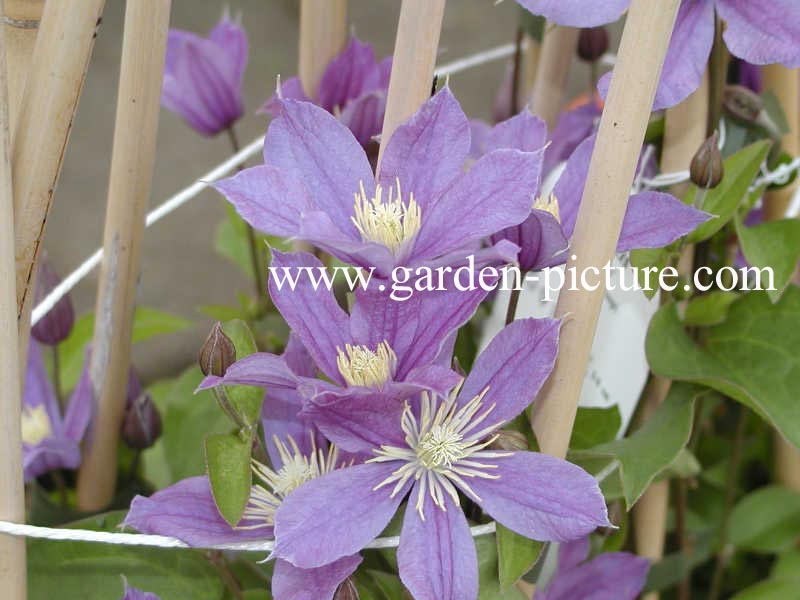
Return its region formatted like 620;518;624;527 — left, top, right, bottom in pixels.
0;6;26;598
528;24;579;129
634;78;709;600
12;0;105;373
761;65;800;491
3;0;44;129
298;0;347;100
376;0;446;173
530;0;681;460
521;33;540;101
75;0;171;511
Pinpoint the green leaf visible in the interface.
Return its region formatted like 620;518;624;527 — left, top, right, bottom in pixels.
571;382;699;508
687;140;772;243
475;535;527;600
729;485;800;553
496;524;543;589
646;290;800;448
630;247;669;300
354;570;405;600
683;291;739;326
220;319;263;426
28;512;225;600
215;203;263;280
569;405;622;450
736;217;800;303
59;307;191;393
733;580;800;600
205;432;252;527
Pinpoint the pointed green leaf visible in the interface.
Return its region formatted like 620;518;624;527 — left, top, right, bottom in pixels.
729;485;800;553
683;291;739;326
736;217;800;303
475;535;527;600
205;432;252;527
569;405;622;450
220;319;263;426
497;524;543;589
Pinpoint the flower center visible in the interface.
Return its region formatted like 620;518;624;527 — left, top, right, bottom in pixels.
417;426;467;469
272;454;317;497
351;179;421;256
336;341;397;388
21;405;52;446
533;193;561;223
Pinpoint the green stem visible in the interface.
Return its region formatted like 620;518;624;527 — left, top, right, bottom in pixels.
226;126;266;297
505;287;522;326
207;550;244;600
707;15;728;137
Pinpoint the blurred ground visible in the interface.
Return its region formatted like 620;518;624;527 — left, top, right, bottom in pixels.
45;0;595;383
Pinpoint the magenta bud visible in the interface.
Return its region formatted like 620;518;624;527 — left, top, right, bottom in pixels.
333;578;360;600
690;131;724;189
198;322;236;377
121;392;163;450
577;27;609;63
31;258;75;345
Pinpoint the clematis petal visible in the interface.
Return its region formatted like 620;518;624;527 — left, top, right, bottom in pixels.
318;37;381;112
62;353;94;442
404;364;463;397
515;0;630;28
120;581;160;600
124;477;273;546
283;333;317;378
259;76;310;116
458;318;559;427
468;119;492;161
492;209;569;272
485;109;548;154
214;165;313;238
197;352;299;391
617;191;710;252
23;438;81;483
23;341;62;432
338;90;386;148
272;555;362;600
545;99;602;174
551;134;593;239
264;98;374;235
273;463;408;568
557;536;591;572
262;387;324;467
208;14;248;86
537;552;650;600
397;485;478;600
717;0;800;67
466;452;610;542
268;250;352;383
378;88;471;209
413;148;544;260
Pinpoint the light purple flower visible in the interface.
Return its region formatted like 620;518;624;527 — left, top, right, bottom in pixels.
162;11;247;136
120;579;160;600
262;36;391;150
535;536;650;600
518;0;800;110
21;341;92;482
31;257;75;346
271;319;611;600
485;112;711;271
215;88;541;278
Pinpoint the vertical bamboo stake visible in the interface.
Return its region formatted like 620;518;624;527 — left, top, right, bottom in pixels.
530;0;681;459
761;65;800;491
3;0;44;129
12;0;105;368
634;79;708;600
75;0;171;511
528;24;579;129
0;6;26;598
376;0;446;172
521;34;540;99
298;0;347;100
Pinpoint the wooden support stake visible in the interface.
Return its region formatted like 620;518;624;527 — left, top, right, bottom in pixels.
76;0;171;511
12;0;104;369
528;24;579;129
3;0;44;130
298;0;347;99
531;0;681;460
376;0;446;172
0;6;26;598
761;65;800;491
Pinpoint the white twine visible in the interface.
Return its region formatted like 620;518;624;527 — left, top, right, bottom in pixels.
31;41;526;327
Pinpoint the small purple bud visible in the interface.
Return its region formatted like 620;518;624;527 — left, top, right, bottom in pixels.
690;131;724;189
577;27;609;63
333;578;360;600
490;429;529;452
31;258;75;346
722;84;763;124
198;322;236;377
121;392;162;450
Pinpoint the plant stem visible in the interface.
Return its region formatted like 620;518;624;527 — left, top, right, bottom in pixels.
505;287;522;326
708;404;747;600
207;550;244;600
226;125;265;298
675;477;691;600
706;15;727;137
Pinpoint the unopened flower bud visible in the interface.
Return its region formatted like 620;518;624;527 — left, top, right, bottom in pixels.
333;578;360;600
121;392;162;450
490;429;529;452
577;27;609;62
31;257;75;345
198;322;236;377
690;132;724;189
722;84;763;124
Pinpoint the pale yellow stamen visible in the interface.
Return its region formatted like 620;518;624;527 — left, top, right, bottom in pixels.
533;193;561;223
21;405;52;446
336;341;397;388
352;179;421;256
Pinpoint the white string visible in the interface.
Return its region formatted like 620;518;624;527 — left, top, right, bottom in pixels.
31;42;525;327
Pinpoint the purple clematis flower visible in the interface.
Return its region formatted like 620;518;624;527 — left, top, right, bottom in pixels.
120;579;160;600
485;111;710;271
125;429;361;600
21;341;92;482
262;36;391;150
271;319;611;600
535;536;650;600
162;11;247;136
215;88;542;278
199;249;490;452
516;0;800;110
